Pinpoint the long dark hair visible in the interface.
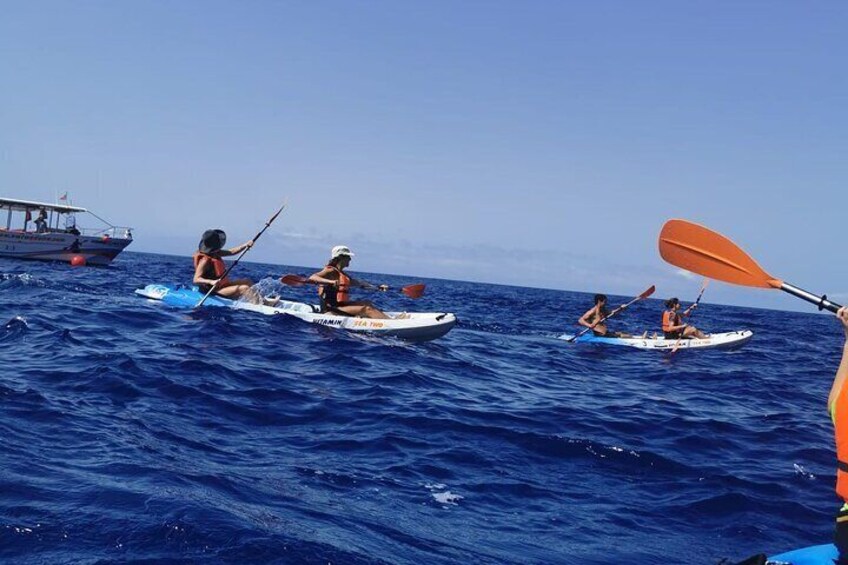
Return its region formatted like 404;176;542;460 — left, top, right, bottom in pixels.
594;294;609;316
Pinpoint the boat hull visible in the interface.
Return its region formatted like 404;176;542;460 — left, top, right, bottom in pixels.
558;330;753;350
0;231;132;265
135;284;457;342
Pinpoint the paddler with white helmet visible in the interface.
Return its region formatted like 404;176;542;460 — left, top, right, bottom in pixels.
308;245;395;319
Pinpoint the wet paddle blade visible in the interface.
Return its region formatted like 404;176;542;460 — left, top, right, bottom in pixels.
658;219;781;289
639;285;656;300
401;284;425;299
280;274;308;286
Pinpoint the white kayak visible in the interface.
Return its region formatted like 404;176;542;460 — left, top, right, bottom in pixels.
135;284;457;342
558;330;753;350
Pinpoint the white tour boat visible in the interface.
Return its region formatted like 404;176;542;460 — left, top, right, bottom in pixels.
0;197;133;265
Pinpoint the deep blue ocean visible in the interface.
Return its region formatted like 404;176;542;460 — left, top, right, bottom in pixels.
1;251;843;564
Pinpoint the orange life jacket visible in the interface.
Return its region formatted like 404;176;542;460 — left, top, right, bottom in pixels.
319;266;351;304
662;310;679;332
193;252;230;287
833;384;848;502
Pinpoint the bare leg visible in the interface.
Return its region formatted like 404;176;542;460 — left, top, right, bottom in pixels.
335;301;390;319
216;283;262;304
683;325;708;339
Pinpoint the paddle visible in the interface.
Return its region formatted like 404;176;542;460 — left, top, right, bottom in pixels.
195;201;287;308
670;278;709;354
280;274;426;299
567;285;656;343
658;219;842;313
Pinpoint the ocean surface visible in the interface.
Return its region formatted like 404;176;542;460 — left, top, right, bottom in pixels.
1;251;843;564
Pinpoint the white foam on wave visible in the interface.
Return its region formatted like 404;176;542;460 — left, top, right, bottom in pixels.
0;273;39;285
793;463;816;480
432;491;464;505
4;316;28;329
425;483;464;506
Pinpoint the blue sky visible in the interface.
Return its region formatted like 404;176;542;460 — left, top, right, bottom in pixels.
1;1;846;311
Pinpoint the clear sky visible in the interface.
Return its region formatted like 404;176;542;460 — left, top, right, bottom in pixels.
1;1;846;311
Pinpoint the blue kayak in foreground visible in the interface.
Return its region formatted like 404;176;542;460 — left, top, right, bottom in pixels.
558;330;753;350
768;543;836;564
135;284;457;342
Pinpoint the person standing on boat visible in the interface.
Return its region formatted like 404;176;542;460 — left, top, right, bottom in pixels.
193;229;258;301
662;297;707;339
828;307;848;564
577;294;633;338
309;245;392;319
34;208;48;233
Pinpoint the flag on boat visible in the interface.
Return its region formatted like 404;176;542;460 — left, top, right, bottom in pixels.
58;191;68;203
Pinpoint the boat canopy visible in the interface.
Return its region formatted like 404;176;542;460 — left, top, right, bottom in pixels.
0;197;87;214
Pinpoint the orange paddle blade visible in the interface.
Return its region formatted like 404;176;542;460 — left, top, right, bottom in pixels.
401;284;425;299
658;219;782;289
280;274;308;286
639;285;656;300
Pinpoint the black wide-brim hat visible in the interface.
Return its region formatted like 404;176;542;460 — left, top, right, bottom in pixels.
199;229;227;254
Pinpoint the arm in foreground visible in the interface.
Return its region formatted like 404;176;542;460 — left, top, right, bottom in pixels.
827;307;848;415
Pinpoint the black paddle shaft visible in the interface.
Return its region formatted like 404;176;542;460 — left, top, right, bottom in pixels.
780;282;842;314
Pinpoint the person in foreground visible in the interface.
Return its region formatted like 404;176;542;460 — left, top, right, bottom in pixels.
309;245;400;319
829;307;848;564
577;294;634;338
193;229;260;303
662;297;707;339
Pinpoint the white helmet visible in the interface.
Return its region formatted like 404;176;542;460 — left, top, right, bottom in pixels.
330;245;354;259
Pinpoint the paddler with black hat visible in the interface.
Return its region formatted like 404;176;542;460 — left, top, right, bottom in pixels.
193;229;259;302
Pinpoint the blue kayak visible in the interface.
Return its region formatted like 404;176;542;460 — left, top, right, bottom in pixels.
768;543;837;564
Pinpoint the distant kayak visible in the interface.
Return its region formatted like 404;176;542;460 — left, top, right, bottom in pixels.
558;330;753;350
135;284;457;342
768;543;836;564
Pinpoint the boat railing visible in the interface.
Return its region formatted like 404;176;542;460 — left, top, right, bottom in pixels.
79;226;134;239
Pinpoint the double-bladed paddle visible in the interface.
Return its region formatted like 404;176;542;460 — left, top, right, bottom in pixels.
567;285;656;343
195;201;288;308
280;274;426;299
658;219;842;313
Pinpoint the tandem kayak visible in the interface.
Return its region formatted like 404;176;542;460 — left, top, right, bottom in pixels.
135;284;457;342
558;330;753;350
768;543;836;564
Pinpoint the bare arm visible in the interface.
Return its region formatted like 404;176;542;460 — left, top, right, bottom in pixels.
309;266;338;287
827;307;848;413
219;240;254;257
578;306;598;328
193;256;218;287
